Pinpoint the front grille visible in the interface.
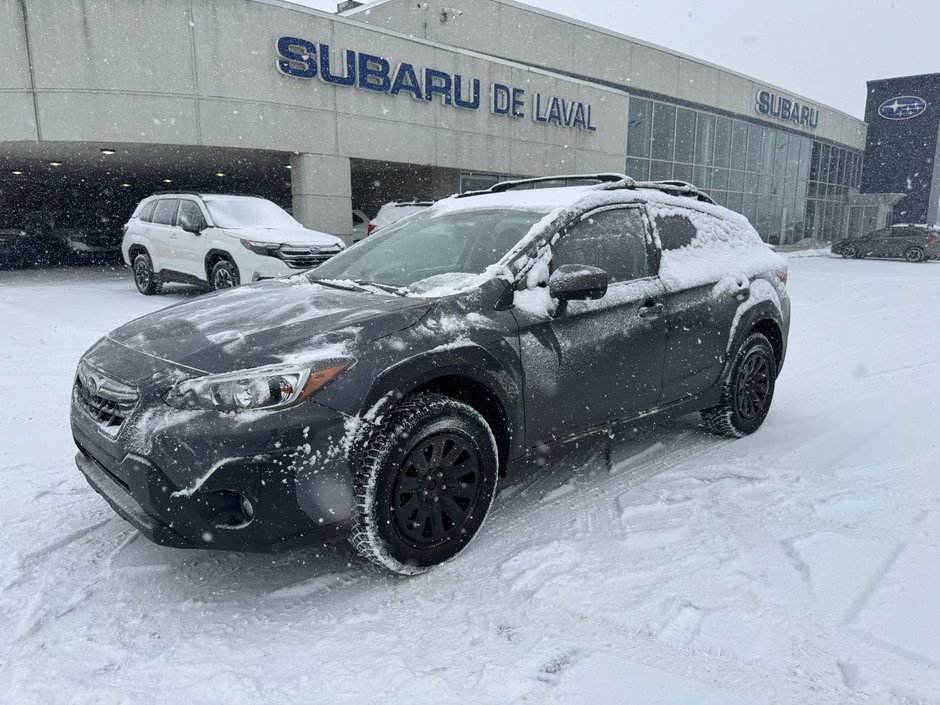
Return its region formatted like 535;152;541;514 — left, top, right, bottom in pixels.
278;244;342;270
74;362;139;436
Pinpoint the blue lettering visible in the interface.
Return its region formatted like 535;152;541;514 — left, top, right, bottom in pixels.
276;36;317;79
511;88;525;118
572;103;586;130
390;62;423;100
757;90;770;115
800;105;810;127
358;53;391;92
547;97;563;125
585;104;596;132
779;98;791;121
424;68;452;105
319;44;355;86
454;75;480;109
533;92;547;122
492;83;511;115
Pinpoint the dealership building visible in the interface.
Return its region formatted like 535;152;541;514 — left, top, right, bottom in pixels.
0;0;926;246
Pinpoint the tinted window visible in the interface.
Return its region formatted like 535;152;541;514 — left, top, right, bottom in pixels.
177;201;206;231
890;228;920;238
553;208;649;284
151;199;179;226
139;201;157;222
655;214;697;250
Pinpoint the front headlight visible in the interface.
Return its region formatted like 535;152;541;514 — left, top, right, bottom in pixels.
164;359;353;411
240;239;281;257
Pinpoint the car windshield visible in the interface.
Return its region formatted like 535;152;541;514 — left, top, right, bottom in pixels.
310;206;550;288
203;197;301;230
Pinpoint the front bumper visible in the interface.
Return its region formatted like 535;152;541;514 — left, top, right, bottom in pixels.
72;374;356;553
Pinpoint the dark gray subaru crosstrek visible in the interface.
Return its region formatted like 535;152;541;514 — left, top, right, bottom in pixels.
72;174;790;575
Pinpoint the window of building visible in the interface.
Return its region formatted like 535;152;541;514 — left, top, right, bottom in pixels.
627;99;652;158
651;103;677;161
675;108;696;164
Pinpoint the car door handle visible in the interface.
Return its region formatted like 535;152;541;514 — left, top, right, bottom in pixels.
638;301;664;319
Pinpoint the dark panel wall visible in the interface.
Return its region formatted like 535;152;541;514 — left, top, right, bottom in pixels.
862;74;940;223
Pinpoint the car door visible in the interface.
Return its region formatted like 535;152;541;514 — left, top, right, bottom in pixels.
512;205;668;447
653;209;744;405
890;227;920;258
174;199;209;278
147;198;179;273
864;228;892;257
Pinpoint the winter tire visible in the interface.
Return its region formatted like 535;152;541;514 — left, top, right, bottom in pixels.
132;253;161;295
211;259;240;290
701;332;777;438
905;246;926;263
350;393;499;575
840;244;858;259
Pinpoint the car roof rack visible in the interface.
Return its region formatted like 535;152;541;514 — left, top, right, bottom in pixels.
456;173;716;205
148;191;266;199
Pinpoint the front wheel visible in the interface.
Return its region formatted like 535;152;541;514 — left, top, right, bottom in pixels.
350;394;499;575
840;244;858;259
701;332;777;438
132;253;161;295
905;246;926;263
210;259;240;290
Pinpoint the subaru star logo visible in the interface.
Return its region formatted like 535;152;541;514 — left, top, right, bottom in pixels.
878;95;927;120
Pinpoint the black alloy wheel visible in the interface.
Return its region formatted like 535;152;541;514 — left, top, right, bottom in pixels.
211;259;240;290
905;246;926;263
391;432;484;546
733;348;771;423
133;253;161;295
350;393;499;575
701;332;778;437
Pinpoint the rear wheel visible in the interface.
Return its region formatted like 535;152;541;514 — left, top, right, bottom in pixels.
210;259;240;290
132;253;161;295
905;246;926;263
350;393;499;575
701;332;777;438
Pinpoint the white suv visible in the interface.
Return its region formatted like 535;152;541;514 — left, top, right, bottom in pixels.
122;194;345;295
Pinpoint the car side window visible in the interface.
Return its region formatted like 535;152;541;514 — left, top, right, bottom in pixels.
139;201;157;223
151;199;179;226
177;201;206;231
890;228;916;238
553;208;649;284
654;213;697;250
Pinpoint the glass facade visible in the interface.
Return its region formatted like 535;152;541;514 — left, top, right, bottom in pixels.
626;97;863;244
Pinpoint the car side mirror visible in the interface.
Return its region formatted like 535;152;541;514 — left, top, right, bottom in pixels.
181;221;204;235
549;264;608;302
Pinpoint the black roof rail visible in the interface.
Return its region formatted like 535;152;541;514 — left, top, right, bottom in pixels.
147;191;267;199
634;180;716;205
487;173;635;193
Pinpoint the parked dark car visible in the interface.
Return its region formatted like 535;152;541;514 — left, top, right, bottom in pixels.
831;223;940;262
0;220;30;267
71;174;790;575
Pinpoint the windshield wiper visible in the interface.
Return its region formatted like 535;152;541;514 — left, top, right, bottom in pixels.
308;277;372;293
352;279;409;297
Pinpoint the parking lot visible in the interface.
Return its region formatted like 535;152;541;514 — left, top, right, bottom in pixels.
1;255;938;704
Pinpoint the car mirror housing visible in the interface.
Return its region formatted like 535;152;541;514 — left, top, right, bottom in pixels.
549;264;608;302
181;221;204;235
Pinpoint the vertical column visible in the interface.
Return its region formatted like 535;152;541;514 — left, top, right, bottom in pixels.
290;153;352;237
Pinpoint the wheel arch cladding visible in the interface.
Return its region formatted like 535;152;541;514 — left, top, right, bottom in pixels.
360;346;521;473
750;317;784;372
205;249;234;278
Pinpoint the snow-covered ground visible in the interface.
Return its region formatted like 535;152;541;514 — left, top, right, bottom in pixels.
1;257;938;704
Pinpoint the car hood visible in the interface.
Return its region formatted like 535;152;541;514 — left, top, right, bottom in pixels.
107;278;432;374
221;226;344;248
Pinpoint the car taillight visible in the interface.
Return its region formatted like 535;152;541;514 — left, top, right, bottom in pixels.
927;234;936;245
775;265;788;286
367;223;376;235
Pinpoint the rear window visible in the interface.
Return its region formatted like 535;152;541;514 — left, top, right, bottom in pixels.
151;199;179;226
138;201;157;223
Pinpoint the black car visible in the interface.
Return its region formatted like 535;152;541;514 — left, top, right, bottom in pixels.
831;223;940;262
71;174;790;575
0;221;30;267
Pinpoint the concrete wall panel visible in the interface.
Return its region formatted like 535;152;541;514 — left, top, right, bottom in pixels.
0;1;31;91
0;92;39;142
199;99;337;154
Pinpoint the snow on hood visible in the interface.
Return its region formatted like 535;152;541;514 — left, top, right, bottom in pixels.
220;226;344;247
107;278;431;374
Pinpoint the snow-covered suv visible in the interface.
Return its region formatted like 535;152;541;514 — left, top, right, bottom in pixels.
74;174;789;575
122;194;345;294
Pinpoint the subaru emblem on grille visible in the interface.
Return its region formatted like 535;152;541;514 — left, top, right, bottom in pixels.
88;375;101;395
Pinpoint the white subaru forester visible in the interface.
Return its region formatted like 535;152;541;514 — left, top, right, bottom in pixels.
122;193;345;295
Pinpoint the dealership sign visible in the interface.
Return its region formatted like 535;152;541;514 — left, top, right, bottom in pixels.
756;89;819;130
275;37;596;132
878;96;927;120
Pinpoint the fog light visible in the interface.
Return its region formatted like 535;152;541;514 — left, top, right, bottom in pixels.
198;489;256;529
